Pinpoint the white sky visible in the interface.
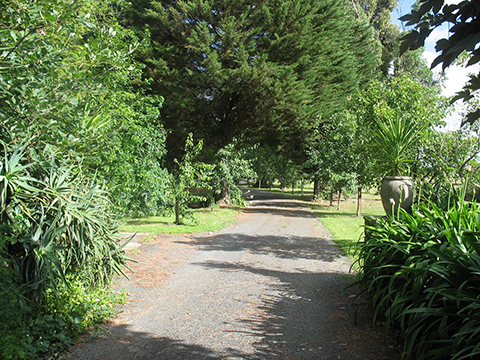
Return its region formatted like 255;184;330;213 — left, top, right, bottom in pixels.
391;0;479;131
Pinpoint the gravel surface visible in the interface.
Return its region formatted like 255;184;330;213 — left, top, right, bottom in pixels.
67;189;400;360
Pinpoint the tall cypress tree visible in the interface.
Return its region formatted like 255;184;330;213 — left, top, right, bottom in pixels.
126;0;380;163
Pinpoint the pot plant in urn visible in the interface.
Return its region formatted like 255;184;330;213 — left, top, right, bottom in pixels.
373;112;423;216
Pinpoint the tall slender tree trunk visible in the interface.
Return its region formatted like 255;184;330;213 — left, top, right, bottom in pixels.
301;180;304;196
356;186;362;217
175;197;180;224
337;189;341;210
313;177;322;201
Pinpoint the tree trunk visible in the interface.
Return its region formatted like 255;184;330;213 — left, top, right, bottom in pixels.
291;180;295;195
337;189;341;210
222;186;231;206
258;179;261;189
301;180;304;196
313;178;322;200
217;181;231;206
356;186;362;217
175;197;180;224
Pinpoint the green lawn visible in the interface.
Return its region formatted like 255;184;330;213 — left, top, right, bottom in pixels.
309;196;384;257
119;207;241;235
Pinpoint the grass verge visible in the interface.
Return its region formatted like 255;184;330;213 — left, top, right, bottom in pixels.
310;197;384;258
119;207;242;235
256;186;384;258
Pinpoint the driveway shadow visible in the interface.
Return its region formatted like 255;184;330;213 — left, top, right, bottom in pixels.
69;263;399;360
192;261;400;360
178;233;342;261
242;206;317;218
68;325;257;360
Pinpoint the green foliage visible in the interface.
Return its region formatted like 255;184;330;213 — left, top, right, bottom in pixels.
355;0;399;76
249;146;281;189
0;0;170;218
356;196;480;359
305;111;359;198
0;141;128;358
96;93;170;217
0;273;124;359
44;276;125;338
0;266;26;359
212;141;256;206
171;134;213;224
1;0;130;148
393;46;444;89
249;145;302;192
127;0;380;162
0;142;127;300
422;125;480;185
350;74;448;180
0;0;159;357
400;0;480;125
373;112;425;176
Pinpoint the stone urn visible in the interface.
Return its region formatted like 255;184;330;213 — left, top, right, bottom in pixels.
380;176;415;216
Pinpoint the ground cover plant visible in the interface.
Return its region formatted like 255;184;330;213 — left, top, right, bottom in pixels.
355;189;480;359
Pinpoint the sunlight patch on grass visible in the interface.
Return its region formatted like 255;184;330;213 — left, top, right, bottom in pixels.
312;196;385;258
119;207;242;235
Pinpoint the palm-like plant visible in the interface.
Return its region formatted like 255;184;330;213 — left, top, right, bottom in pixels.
0;141;128;303
373;112;424;176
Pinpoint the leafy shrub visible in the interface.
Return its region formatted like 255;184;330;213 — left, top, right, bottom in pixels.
0;141;128;358
0;265;27;359
356;199;480;359
212;141;256;207
0;273;125;359
0;143;127;298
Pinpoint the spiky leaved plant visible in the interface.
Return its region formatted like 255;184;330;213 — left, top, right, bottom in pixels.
355;193;480;359
0;141;128;303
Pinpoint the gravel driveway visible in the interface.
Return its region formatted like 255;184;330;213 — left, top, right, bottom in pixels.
67;189;400;360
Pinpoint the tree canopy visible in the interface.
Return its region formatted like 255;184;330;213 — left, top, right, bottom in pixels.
125;0;380;163
400;0;480;125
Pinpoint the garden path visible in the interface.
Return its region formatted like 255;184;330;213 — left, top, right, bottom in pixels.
67;189;400;360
